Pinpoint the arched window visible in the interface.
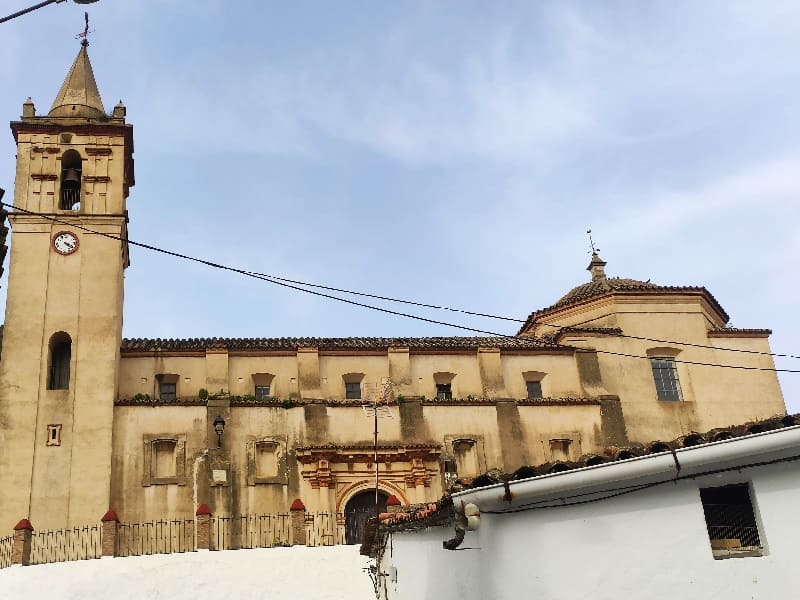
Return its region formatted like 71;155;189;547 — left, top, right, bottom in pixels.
59;150;82;211
48;332;72;390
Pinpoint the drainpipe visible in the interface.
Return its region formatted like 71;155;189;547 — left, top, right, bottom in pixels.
443;503;480;551
454;426;800;514
192;450;209;547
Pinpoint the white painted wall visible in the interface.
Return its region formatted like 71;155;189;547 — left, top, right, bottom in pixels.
0;545;374;600
382;452;800;600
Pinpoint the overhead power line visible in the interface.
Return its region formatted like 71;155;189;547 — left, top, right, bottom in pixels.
252;269;799;361
2;202;799;374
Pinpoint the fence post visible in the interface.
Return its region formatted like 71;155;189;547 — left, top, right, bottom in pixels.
11;519;33;566
196;504;212;551
100;510;120;557
386;495;401;514
290;499;306;546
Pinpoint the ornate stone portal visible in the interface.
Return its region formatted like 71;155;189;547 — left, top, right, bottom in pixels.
296;443;442;511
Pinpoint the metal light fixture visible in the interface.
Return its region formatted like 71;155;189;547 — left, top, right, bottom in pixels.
213;415;225;448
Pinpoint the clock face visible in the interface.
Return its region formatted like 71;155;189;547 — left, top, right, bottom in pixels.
52;231;79;255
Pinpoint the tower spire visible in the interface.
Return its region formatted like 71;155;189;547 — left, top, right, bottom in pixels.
48;23;105;119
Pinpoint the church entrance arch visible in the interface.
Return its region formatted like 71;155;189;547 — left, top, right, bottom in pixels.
344;490;388;545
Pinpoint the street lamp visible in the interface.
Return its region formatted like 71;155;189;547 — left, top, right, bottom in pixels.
1;0;99;25
213;416;226;449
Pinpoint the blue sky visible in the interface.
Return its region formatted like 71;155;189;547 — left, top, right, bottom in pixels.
1;1;798;409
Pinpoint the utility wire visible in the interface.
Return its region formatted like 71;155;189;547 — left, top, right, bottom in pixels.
4;202;794;360
249;270;799;361
3;202;800;374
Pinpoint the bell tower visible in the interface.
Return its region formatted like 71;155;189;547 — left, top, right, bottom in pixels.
0;39;134;531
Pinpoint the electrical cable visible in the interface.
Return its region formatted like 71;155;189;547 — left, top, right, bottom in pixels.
250;271;799;361
2;202;799;374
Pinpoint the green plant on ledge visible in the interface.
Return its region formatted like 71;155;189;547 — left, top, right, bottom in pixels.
198;388;209;400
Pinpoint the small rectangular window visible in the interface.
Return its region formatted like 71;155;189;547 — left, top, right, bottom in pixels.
436;383;452;401
255;385;271;400
549;438;571;462
345;382;362;400
700;483;762;559
159;382;177;401
526;380;542;399
650;357;682;401
46;424;62;447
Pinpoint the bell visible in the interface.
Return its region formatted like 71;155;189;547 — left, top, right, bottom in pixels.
62;168;81;189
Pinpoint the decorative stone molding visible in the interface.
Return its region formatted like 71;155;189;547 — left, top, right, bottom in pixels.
31;146;60;154
246;436;288;485
85;147;112;156
142;433;187;486
31;173;58;181
83;175;111;183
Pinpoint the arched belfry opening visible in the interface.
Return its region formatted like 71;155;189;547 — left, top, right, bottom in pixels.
344;490;388;545
59;150;82;210
47;332;72;390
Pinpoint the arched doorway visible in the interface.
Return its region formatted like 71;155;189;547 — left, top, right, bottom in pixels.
344;490;388;545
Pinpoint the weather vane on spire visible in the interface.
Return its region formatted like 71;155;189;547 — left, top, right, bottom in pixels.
75;11;93;46
587;229;600;256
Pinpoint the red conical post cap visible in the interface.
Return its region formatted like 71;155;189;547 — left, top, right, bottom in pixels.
101;510;119;522
386;495;401;506
13;519;33;531
290;498;306;511
196;503;212;516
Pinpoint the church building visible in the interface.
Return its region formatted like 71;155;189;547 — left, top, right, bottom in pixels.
0;43;786;538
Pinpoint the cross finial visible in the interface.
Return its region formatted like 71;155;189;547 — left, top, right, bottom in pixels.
587;229;600;255
75;12;92;47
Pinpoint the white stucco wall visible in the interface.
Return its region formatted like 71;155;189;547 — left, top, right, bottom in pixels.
382;451;799;600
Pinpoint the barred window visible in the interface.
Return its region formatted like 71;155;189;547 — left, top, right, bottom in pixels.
650;357;682;401
526;380;542;399
255;385;271;400
436;383;452;401
345;382;361;400
700;483;763;559
159;382;176;401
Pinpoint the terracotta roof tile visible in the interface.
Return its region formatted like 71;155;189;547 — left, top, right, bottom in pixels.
708;327;772;336
465;412;797;489
518;283;729;335
121;336;561;352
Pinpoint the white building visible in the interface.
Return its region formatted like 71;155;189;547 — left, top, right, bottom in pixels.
375;417;800;600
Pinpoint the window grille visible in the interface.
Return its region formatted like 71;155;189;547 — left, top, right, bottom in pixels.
255;385;270;400
650;357;682;401
159;382;177;401
700;483;762;558
436;383;452;401
526;380;542;399
345;382;361;400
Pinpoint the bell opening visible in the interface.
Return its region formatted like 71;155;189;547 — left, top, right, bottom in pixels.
59;150;82;210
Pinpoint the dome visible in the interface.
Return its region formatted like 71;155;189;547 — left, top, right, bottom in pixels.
552;277;658;309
